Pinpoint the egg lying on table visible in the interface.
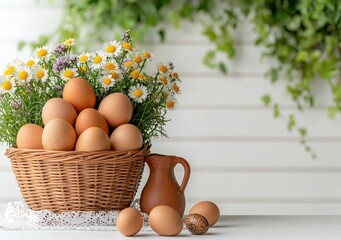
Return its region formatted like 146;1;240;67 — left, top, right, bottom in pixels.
110;124;143;151
189;201;220;227
75;127;110;151
116;207;143;236
16;123;43;149
148;205;183;236
42;118;76;151
185;213;209;235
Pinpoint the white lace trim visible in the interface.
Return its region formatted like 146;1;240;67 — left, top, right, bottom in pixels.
0;200;150;231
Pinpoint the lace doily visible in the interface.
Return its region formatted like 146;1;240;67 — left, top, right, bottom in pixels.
0;200;150;231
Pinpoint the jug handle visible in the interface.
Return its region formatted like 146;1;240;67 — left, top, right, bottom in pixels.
173;157;191;194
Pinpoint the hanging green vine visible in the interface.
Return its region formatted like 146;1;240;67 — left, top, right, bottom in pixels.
24;0;341;157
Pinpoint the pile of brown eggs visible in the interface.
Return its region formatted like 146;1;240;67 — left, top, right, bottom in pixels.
116;201;220;236
16;77;143;151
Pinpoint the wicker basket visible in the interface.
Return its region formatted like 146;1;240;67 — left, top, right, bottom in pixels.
5;145;150;212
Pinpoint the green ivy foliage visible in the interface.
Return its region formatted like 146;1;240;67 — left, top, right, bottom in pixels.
26;0;341;157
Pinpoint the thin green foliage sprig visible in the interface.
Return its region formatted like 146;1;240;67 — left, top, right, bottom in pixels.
1;30;181;147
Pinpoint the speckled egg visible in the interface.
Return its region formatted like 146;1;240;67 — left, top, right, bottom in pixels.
189;201;220;227
185;213;209;235
42;118;76;151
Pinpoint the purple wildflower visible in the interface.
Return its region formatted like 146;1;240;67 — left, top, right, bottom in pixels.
53;56;68;71
68;55;77;62
54;44;65;54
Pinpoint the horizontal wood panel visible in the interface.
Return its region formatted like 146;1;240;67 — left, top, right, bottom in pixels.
165;109;341;138
178;77;333;107
3;170;341;200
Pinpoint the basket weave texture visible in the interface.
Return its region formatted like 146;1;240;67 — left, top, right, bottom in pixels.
6;145;150;212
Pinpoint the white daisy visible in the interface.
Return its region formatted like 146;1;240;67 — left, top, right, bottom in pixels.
61;68;77;81
158;74;170;86
91;51;105;69
25;57;39;68
157;62;172;74
0;75;16;94
110;70;123;81
142;50;154;60
103;59;118;72
34;46;51;59
15;66;31;83
103;40;122;56
128;84;148;103
100;75;115;89
64;38;75;47
166;95;177;110
122;42;133;52
3;59;24;76
78;52;90;64
169;82;181;94
33;66;48;82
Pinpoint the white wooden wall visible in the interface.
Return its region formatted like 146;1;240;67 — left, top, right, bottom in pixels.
1;1;341;215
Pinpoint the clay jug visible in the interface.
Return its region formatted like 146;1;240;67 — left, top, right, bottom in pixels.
140;154;190;217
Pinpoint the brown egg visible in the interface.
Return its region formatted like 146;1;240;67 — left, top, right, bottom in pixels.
42;118;76;151
75;127;110;151
116;207;143;236
42;98;77;125
185;214;209;235
63;77;96;112
75;108;109;136
189;201;220;227
148;205;183;236
98;93;133;128
16;124;43;149
110;124;143;151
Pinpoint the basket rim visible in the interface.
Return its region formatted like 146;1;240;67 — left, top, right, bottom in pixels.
5;144;151;164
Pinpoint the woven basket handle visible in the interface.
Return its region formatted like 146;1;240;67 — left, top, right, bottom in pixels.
173;157;191;194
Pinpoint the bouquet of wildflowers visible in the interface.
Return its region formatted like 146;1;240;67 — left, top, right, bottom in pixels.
0;30;181;147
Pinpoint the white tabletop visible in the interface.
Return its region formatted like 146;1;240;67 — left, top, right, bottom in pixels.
1;215;341;240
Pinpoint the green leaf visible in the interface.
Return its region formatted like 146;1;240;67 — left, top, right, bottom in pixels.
273;104;280;118
288;114;296;131
286;15;301;31
328;106;338;119
218;62;227;74
261;94;272;106
158;29;166;42
299;128;307;136
203;26;217;42
295;50;309;62
18;41;26;51
203;50;216;68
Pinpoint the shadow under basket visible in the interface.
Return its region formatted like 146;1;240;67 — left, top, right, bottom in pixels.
5;145;150;213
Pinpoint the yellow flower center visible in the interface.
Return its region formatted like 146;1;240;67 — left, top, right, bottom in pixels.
131;70;139;79
143;51;151;58
4;66;15;75
172;72;179;79
80;65;87;72
159;65;168;73
93;56;103;64
37;49;47;57
134;56;142;63
111;71;119;79
18;71;28;80
64;39;74;46
167;100;175;109
64;70;74;78
103;77;112;86
26;60;35;67
159;76;168;85
106;45;116;53
138;73;144;80
79;55;88;63
36;70;45;79
106;62;116;70
122;42;132;51
173;84;180;93
3;80;12;90
125;61;134;67
133;89;143;98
